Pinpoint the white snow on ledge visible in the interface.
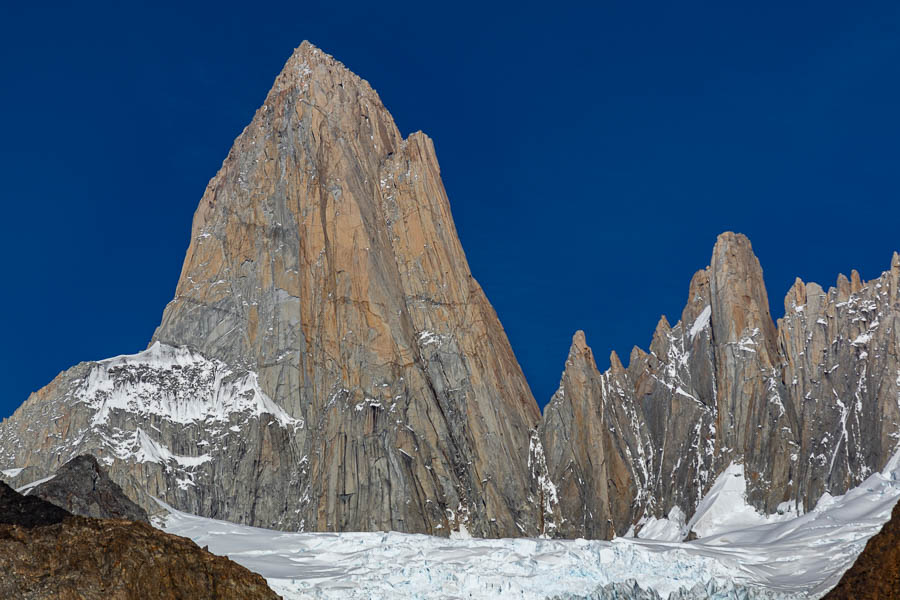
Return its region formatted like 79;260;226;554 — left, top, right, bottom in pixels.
79;341;299;428
159;451;900;599
689;305;712;340
104;428;212;468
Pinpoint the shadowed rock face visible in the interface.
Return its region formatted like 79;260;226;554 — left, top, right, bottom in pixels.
0;42;541;537
31;455;149;523
822;496;900;599
0;481;69;528
540;233;900;538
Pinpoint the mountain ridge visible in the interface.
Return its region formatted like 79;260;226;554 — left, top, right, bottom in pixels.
539;232;900;538
0;43;897;548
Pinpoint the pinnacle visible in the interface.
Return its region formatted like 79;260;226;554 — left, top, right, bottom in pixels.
609;350;624;372
709;231;767;295
687;269;709;297
711;232;757;264
629;345;647;366
566;330;597;370
571;330;589;353
289;40;329;64
784;277;806;313
655;314;671;333
715;231;751;246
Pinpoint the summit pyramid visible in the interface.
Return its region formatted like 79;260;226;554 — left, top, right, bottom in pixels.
0;43;543;537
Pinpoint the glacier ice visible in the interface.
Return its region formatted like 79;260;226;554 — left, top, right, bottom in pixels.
159;449;900;599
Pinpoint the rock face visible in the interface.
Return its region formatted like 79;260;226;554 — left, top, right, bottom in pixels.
540;233;900;538
823;496;900;599
0;482;279;600
0;42;541;537
30;455;149;523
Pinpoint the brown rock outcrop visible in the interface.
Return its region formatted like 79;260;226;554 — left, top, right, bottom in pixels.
0;481;280;599
822;496;900;599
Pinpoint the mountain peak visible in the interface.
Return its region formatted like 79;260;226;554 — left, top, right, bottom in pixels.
571;330;589;352
268;40;380;106
609;350;625;372
566;330;597;371
143;42;541;536
712;230;752;253
709;231;776;354
784;277;806;313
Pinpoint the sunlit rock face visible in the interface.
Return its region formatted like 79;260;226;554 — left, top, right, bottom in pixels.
540;234;900;538
0;42;542;537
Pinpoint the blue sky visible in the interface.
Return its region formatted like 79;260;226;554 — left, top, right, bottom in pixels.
2;1;899;418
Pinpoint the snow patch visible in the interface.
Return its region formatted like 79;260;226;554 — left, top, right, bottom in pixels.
689;305;712;340
851;332;872;346
15;475;54;495
686;463;791;538
81;342;300;429
637;506;686;541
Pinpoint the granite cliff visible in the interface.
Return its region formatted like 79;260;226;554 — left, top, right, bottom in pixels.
0;42;541;537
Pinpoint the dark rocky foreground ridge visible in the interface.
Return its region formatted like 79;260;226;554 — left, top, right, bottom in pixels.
822;494;900;599
0;480;280;599
0;42;897;544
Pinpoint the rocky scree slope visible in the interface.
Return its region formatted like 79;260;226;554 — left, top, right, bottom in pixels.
0;41;542;537
540;232;900;539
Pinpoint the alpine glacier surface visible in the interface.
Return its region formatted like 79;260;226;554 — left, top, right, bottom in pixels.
160;452;900;599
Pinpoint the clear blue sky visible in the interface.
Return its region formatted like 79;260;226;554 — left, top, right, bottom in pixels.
2;1;899;419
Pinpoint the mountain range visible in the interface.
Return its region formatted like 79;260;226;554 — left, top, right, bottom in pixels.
1;43;898;548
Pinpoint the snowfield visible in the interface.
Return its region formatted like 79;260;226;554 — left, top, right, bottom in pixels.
159;452;900;600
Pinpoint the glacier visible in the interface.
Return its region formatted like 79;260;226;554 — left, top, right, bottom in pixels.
158;450;900;600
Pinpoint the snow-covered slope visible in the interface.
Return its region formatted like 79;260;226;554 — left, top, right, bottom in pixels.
0;342;306;526
160;453;900;599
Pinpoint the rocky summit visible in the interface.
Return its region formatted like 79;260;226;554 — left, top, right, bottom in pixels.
0;42;541;537
0;41;898;549
30;454;149;523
